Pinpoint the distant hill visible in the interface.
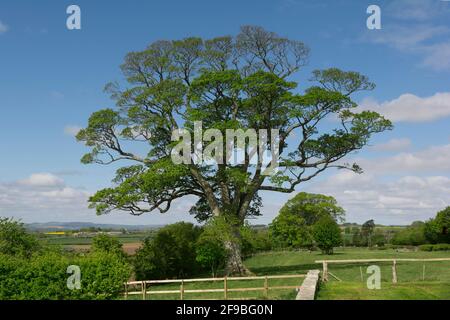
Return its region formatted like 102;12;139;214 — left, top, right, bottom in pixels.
25;222;165;232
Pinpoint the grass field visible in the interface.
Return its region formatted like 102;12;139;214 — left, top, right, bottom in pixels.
126;248;450;300
318;282;450;300
39;232;151;254
41;232;151;245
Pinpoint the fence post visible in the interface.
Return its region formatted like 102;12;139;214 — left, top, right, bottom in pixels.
422;264;426;281
142;281;147;300
124;283;128;300
224;276;228;300
359;266;364;282
180;280;184;300
392;260;398;284
322;262;328;282
264;276;269;299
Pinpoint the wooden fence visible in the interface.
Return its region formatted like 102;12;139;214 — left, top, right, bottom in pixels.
124;274;306;300
315;257;450;283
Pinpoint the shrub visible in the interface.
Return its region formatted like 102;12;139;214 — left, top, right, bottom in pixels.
312;216;342;255
0;217;40;257
133;222;202;280
392;224;427;246
73;251;132;299
0;250;131;300
418;244;434;252
195;233;227;277
419;243;450;252
91;234;124;256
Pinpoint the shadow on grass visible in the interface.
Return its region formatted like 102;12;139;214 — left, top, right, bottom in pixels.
249;263;319;275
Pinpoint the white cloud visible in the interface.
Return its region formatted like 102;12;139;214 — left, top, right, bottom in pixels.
299;142;450;224
367;24;449;50
422;42;450;71
0;173;198;225
0;174;91;220
355;144;450;175
306;171;450;224
387;0;448;21
359;92;450;122
0;20;8;34
371;138;411;152
359;144;450;173
364;1;450;72
64;125;82;137
18;173;64;188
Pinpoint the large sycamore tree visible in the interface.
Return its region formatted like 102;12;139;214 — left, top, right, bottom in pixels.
77;26;392;275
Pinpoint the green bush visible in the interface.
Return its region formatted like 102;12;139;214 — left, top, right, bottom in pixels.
195;233;227;277
133;222;202;280
73;251;132;299
392;224;427;246
312;216;342;255
419;243;450;252
433;243;450;251
0;250;131;300
418;244;434;252
91;234;124;256
0;217;40;257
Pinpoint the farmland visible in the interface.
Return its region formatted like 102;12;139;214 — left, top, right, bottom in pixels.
37;230;156;255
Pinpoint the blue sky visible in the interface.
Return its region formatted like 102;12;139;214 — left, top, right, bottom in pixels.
0;0;449;225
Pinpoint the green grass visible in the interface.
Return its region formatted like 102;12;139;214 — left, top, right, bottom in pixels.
245;248;450;282
317;282;450;300
125;248;450;300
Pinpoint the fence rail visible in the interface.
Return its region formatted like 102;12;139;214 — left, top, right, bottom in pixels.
315;257;450;283
124;274;306;300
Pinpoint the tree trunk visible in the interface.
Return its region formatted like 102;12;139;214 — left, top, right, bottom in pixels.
224;239;251;276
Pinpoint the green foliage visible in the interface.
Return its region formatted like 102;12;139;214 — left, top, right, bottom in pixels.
392;224;427;246
0;217;40;257
360;219;376;247
312;216;342;254
76;26;391;228
278;192;345;225
269;212;312;249
269;192;344;249
195;231;227;277
0;250;131;300
133;222;202;280
91;234;124;256
425;207;450;244
371;230;387;247
73;251;131;299
419;243;450;252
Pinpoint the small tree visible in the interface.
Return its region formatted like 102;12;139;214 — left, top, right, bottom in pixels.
312;216;342;254
270;192;344;249
196;234;227;277
425;207;450;244
133;222;202;280
361;219;375;247
91;234;124;256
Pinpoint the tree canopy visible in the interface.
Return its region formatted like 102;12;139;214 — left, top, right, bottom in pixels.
77;26;392;274
269;192;344;248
